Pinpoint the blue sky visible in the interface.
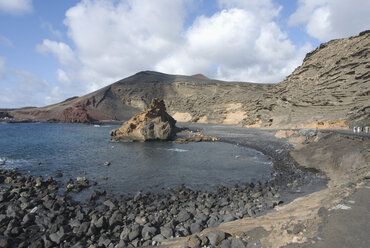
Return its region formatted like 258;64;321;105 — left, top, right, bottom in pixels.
0;0;369;108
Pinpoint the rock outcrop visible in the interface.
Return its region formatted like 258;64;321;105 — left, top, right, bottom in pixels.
7;31;370;128
0;111;12;119
242;30;370;128
175;129;219;143
110;98;177;141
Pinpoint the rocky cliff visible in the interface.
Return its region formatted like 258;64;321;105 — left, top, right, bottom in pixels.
8;31;370;128
246;30;370;129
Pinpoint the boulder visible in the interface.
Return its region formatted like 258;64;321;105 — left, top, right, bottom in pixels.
110;98;177;141
205;230;226;246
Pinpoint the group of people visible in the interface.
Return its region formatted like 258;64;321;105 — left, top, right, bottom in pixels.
353;126;369;133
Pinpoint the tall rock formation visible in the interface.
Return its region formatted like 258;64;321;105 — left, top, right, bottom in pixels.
110;98;177;141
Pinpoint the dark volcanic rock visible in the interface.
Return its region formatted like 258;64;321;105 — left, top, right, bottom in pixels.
58;103;96;123
190;222;203;234
0;151;311;248
160;226;173;239
205;230;227;246
0;111;12;119
0;235;12;248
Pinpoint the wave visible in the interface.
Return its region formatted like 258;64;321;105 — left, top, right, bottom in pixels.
0;157;35;169
160;148;189;152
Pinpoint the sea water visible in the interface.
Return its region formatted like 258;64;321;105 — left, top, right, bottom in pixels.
0;123;272;195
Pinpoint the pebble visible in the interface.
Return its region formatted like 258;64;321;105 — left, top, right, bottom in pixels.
231;238;248;248
187;235;201;247
206;230;226;246
177;210;191;222
220;239;232;248
160;226;173;239
55;172;63;178
190;222;203;234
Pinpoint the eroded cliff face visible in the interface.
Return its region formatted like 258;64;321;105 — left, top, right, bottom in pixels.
246;30;370;129
8;31;370;128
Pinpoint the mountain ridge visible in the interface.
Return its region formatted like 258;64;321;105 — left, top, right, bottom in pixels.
5;31;370;128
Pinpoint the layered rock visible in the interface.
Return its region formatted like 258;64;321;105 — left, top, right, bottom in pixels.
242;30;370;128
110;99;177;141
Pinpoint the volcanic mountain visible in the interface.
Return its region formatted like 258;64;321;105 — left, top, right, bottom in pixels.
5;31;370;129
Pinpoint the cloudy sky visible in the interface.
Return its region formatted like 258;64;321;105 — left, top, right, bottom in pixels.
0;0;369;108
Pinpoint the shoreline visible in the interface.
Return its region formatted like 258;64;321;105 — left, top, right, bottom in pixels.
0;124;327;248
0;125;368;247
163;127;370;247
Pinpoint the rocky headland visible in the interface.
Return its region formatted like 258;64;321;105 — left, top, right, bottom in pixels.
4;31;369;129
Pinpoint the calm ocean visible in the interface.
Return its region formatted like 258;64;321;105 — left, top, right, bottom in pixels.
0;123;272;195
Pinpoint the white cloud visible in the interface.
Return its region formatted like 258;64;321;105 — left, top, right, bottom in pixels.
218;0;281;20
0;35;13;47
36;39;78;67
0;0;32;15
0;58;68;108
56;69;72;85
36;0;312;99
156;4;310;83
0;70;62;108
289;0;370;41
61;0;187;91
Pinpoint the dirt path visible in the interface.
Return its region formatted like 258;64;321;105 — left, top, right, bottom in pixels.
312;180;370;248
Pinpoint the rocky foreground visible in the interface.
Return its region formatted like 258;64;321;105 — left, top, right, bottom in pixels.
0;168;301;248
3;31;369;129
0;133;318;248
0;126;368;248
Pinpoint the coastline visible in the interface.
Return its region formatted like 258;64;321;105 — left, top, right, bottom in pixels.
0;124;368;247
163;126;370;247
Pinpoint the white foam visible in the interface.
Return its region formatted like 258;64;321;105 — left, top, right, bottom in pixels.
329;204;351;211
166;148;189;152
0;157;35;169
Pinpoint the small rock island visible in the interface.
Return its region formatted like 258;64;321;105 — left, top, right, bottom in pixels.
110;98;177;142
